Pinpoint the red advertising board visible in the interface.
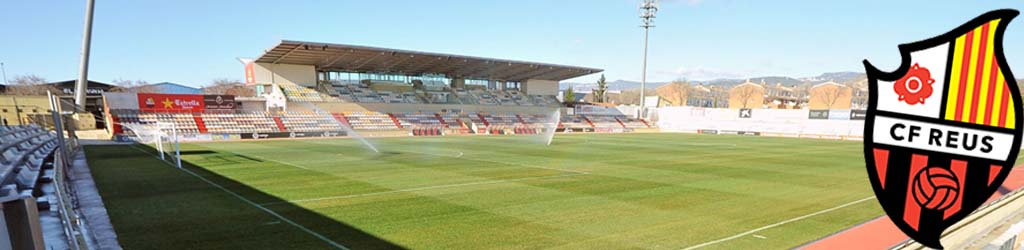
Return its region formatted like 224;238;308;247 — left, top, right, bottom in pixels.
137;93;205;113
244;62;256;84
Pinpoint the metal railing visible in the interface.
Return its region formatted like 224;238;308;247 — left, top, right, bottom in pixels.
48;91;89;250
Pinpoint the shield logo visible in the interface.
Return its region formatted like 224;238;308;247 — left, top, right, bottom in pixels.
863;9;1022;248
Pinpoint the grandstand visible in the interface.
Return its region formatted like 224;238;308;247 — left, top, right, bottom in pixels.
95;41;666;140
105;101;654;138
0;125;74;249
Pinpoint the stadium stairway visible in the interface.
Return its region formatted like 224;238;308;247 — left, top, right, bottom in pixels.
434;114;449;128
387;113;403;129
192;114;208;133
477;114;491;127
582;117;596;128
614;117;627;129
331;113;351;127
272;116;287;132
515;114;528;125
110;116;124;135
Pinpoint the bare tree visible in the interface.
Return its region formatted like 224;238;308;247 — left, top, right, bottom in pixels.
654;80;691;106
735;86;759;109
109;78;157;93
812;84;849;109
791;84;811;109
5;74;58;96
203;78;255;96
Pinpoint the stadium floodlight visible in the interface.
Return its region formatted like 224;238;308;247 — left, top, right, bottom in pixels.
74;0;96;109
0;61;8;85
638;0;658;118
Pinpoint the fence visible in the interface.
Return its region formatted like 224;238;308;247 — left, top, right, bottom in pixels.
655;107;864;140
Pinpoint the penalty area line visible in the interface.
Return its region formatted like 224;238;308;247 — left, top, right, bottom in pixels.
127;145;350;250
261;172;586;206
681;196;876;250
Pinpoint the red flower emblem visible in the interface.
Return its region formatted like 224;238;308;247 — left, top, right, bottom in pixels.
894;63;935;105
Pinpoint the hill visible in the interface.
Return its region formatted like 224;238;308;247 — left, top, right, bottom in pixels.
564;72;866;92
562;80;669;93
802;72;866;83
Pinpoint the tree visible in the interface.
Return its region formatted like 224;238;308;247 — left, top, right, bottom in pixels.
563;88;576;104
109;78;157;93
592;74;608;103
204;78;255;97
812;84;850;109
656;80;691;106
5;74;58;96
734;85;760;109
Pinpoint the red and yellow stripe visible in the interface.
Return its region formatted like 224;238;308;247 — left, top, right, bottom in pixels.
944;19;1015;128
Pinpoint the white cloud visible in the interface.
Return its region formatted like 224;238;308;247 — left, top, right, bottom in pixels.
657;0;706;6
657;66;751;81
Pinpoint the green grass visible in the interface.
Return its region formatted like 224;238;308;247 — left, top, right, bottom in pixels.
86;133;884;249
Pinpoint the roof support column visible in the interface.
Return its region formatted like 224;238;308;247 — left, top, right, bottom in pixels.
451;78;465;89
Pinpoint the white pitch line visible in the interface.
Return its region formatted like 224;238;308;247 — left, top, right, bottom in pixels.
127;145;350;250
261;172;585;206
681;196;876;250
223;147;317;171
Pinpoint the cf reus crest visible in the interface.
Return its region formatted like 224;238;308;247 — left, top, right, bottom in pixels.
863;9;1021;249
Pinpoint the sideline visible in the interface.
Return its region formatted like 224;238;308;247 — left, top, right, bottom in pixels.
127;145;350;250
681;196;876;250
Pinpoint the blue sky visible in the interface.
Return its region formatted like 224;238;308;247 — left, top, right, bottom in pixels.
1;0;1022;87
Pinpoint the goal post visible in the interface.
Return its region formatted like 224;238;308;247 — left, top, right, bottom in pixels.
157;122;182;169
120;122;182;169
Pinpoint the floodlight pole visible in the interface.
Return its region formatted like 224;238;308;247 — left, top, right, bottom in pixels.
73;0;96;110
639;0;658;118
0;62;8;85
640;25;650;116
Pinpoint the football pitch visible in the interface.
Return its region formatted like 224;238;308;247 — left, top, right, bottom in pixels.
85;133;884;249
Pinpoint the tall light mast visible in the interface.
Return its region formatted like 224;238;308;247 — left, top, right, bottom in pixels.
74;0;96;110
639;0;658;117
0;61;8;85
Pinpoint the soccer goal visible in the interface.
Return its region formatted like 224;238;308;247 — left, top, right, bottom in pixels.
120;122;182;168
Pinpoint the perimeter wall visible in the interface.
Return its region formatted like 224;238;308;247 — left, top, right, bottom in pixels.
655;106;864;140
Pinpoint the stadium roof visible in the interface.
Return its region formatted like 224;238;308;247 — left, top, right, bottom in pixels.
255;40;603;82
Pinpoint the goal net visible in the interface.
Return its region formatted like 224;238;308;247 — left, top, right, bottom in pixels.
120;122;182;168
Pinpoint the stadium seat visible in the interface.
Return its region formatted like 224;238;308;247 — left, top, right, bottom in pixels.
341;112;401;130
279;112;346;132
